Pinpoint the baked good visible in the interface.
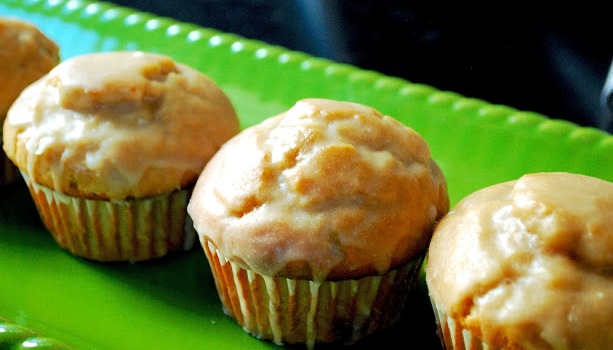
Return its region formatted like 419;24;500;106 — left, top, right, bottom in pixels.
0;17;59;117
0;17;59;185
425;172;613;349
3;51;240;262
187;98;449;347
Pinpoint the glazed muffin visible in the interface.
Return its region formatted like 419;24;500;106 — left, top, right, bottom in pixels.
3;51;240;262
0;17;59;185
425;172;613;349
188;98;449;348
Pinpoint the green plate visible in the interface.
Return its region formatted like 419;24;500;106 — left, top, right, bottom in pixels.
2;0;613;349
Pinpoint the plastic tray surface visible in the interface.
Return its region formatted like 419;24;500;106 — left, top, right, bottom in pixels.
2;0;613;349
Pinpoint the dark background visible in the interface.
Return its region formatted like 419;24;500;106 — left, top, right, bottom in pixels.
105;0;613;131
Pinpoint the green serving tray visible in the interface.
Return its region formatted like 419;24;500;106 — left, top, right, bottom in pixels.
2;0;613;349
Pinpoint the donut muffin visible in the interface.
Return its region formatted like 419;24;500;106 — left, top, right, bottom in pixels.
3;51;240;262
426;172;613;350
0;17;59;185
188;98;449;348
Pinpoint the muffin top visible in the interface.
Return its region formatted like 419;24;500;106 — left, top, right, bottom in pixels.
188;98;449;281
3;51;240;199
0;17;59;119
426;172;613;348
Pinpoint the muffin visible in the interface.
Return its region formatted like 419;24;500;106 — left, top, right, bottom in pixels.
3;51;240;262
0;17;59;185
425;172;613;349
188;98;449;348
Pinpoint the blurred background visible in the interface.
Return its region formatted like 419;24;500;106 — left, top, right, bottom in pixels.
105;0;613;131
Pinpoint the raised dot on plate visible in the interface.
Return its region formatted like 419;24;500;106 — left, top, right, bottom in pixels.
124;14;141;26
255;48;268;59
84;3;100;15
65;0;81;11
230;42;244;52
278;53;291;64
187;30;203;42
101;8;120;21
209;35;223;47
145;19;161;30
166;24;181;36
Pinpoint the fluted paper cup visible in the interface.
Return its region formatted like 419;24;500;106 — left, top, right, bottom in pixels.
21;171;194;262
430;300;488;350
202;238;424;349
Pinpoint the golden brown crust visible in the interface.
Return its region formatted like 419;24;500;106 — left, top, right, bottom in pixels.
426;172;613;349
189;98;449;281
3;51;240;199
0;17;59;119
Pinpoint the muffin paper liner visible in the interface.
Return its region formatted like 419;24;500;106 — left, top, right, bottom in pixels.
430;299;487;350
21;172;193;262
202;239;424;349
